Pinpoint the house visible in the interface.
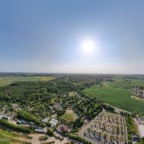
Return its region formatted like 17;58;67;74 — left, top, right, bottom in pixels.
21;119;27;125
17;120;21;124
30;122;34;125
0;115;3;119
2;115;11;120
53;103;63;111
132;135;140;143
50;109;55;114
49;118;58;127
138;125;144;138
35;128;47;133
41;117;49;123
56;124;70;133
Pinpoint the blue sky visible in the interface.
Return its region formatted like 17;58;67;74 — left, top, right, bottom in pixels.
0;0;144;74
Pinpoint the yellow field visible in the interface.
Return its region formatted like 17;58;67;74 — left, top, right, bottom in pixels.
0;76;55;87
38;76;55;81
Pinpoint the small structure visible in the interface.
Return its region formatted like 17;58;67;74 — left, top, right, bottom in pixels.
0;115;3;119
2;115;11;120
138;125;144;138
17;120;21;124
30;122;34;125
53;103;63;111
41;117;49;123
57;124;70;133
49;118;58;127
21;119;27;125
132;135;140;143
35;128;47;133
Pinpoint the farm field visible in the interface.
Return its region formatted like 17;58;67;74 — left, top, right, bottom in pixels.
84;76;144;113
0;76;55;87
0;128;31;144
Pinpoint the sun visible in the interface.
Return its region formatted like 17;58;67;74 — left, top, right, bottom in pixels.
81;40;96;54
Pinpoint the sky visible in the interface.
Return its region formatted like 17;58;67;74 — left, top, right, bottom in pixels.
0;0;144;74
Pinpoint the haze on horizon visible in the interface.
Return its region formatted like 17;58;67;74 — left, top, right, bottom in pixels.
0;0;144;74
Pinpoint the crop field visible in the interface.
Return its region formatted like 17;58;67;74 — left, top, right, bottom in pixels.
0;128;31;144
0;76;55;87
84;76;144;113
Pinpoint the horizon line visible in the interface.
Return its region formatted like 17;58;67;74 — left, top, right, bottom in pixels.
0;71;144;75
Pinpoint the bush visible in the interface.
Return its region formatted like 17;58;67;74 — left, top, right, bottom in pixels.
39;136;48;141
47;129;54;136
126;115;137;144
68;134;92;144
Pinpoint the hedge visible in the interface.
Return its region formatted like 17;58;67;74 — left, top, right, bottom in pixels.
0;119;31;133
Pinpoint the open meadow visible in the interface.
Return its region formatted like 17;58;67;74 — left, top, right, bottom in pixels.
84;76;144;113
61;109;78;123
0;128;31;144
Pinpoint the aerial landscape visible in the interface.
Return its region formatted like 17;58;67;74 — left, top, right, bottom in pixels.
0;0;144;144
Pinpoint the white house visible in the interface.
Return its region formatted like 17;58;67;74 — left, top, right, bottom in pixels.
35;128;47;133
49;118;58;127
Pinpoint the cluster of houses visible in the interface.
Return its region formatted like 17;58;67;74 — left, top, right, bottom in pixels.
0;113;70;136
131;87;144;99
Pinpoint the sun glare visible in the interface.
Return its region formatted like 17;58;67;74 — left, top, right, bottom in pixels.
81;40;96;54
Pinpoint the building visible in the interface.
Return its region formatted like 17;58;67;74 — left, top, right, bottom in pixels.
49;118;58;127
138;125;144;138
2;115;11;120
41;117;49;123
53;103;63;111
35;128;47;133
21;119;27;125
132;135;140;143
56;124;70;133
17;120;21;124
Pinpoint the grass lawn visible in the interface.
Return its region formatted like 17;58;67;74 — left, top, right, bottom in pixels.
0;76;55;87
84;77;144;114
61;110;77;123
0;128;31;144
69;91;76;96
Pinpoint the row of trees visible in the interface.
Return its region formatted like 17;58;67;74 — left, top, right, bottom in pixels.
0;119;31;133
17;110;45;127
67;134;92;144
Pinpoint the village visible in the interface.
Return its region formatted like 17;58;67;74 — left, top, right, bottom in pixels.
0;90;102;144
131;87;144;99
0;88;144;144
0;77;144;144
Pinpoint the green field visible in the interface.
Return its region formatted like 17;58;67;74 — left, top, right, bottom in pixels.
84;76;144;113
61;110;78;123
69;91;76;96
0;76;55;87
